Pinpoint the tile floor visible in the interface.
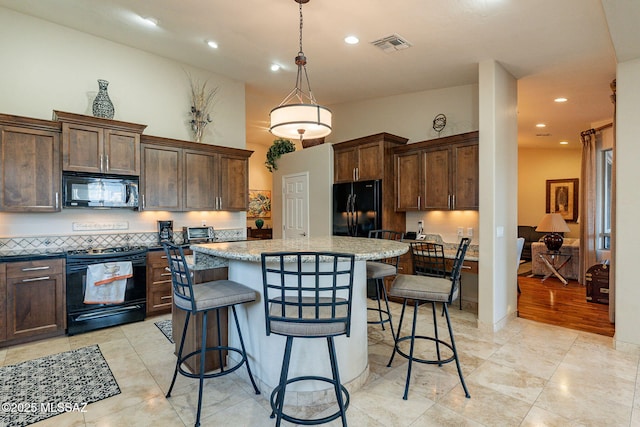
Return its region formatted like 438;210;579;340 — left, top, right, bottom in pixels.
1;301;639;427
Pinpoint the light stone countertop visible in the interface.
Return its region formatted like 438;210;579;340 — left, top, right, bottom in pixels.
190;236;409;268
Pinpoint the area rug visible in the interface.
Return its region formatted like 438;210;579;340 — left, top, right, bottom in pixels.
0;344;120;427
155;319;174;343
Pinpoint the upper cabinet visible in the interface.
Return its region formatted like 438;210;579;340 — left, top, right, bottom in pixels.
54;111;146;176
0;114;61;212
333;133;408;184
393;131;479;212
141;135;252;212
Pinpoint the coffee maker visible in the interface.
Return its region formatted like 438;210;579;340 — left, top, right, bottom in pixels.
157;220;173;244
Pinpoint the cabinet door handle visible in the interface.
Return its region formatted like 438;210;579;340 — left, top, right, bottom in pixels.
161;255;168;259
55;192;59;210
355;167;359;181
21;266;50;272
105;155;109;171
448;194;452;210
142;194;145;210
160;272;171;277
160;295;172;301
21;276;50;282
100;155;104;172
452;194;456;210
417;196;421;210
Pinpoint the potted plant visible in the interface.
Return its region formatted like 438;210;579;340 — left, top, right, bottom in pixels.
265;138;295;172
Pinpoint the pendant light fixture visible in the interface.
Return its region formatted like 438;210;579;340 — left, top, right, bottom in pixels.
269;0;332;141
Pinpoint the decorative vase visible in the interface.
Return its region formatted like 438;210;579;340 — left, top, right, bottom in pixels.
255;218;264;229
92;79;115;119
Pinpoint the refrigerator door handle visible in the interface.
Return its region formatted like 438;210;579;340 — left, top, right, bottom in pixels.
351;194;357;236
346;194;353;235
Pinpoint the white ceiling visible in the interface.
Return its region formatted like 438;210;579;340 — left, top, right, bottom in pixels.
1;0;637;148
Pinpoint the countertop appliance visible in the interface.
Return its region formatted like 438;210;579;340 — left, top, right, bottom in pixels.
66;246;147;335
183;226;215;243
158;220;173;244
332;180;382;237
62;172;139;209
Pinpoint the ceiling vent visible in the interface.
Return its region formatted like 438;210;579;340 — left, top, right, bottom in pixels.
536;133;552;137
371;34;412;53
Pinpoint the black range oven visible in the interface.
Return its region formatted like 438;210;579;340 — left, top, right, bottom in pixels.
66;246;147;335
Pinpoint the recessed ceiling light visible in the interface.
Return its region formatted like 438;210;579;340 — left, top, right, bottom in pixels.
206;40;218;49
536;123;546;128
271;64;281;72
554;97;568;103
140;16;158;26
344;35;359;45
560;141;569;145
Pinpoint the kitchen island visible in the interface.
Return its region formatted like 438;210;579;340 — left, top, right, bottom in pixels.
189;236;408;401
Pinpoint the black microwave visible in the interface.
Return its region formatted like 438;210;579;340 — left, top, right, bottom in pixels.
62;172;139;209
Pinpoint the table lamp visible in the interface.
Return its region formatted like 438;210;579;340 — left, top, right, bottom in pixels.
535;213;571;251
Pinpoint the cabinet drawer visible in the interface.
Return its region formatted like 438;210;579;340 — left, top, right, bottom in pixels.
7;259;64;279
150;266;172;283
149;283;173;308
445;259;478;274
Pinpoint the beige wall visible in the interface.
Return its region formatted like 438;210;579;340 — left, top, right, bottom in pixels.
613;57;640;347
518;147;582;238
272;144;333;239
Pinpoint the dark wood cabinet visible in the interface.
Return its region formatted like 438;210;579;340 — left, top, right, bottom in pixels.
0;115;61;212
4;259;65;343
184;149;218;211
219;153;249;211
54;111;146;176
334;139;388;183
333;133;408;233
141;143;183;211
141;135;252;212
394;131;479;211
248;228;273;239
146;250;178;315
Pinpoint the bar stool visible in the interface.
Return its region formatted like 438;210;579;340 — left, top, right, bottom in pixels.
387;238;471;400
163;243;260;427
261;251;356;427
366;230;404;340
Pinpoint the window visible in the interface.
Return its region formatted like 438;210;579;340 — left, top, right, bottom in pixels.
600;149;612;249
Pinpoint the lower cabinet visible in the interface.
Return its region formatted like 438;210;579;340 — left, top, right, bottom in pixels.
3;258;65;344
146;249;177;315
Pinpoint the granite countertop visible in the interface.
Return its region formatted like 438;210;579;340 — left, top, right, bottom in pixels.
190;236;409;266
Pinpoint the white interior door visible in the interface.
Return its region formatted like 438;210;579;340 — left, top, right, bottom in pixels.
282;172;309;239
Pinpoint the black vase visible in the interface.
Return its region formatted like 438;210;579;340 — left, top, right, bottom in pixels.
92;79;115;119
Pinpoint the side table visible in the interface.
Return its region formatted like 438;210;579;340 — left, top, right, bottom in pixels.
538;251;572;286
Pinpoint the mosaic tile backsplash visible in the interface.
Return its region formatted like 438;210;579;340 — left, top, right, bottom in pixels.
0;228;245;256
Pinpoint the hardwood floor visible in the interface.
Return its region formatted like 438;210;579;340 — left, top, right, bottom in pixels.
517;274;615;337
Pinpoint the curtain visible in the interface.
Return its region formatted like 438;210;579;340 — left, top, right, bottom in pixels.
579;130;598;285
609;79;616;324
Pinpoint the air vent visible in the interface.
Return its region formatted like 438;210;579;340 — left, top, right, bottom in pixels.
371;34;412;52
536;133;552;137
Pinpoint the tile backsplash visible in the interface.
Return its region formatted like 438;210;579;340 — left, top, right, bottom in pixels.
0;228;245;254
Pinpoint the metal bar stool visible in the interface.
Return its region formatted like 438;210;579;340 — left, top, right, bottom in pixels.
387;238;471;400
262;251;356;427
366;230;404;340
163;243;260;427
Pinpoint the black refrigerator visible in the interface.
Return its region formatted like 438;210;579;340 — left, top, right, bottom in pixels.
332;180;382;237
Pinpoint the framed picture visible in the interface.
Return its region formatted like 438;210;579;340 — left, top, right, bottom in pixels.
546;178;579;222
247;189;271;218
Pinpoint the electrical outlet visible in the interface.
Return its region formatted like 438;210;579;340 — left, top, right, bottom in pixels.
467;227;473;237
418;220;424;231
457;226;464;237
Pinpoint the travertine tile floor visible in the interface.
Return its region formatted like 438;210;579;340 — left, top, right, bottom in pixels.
2;300;639;427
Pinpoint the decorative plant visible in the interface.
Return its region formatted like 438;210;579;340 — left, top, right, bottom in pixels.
265;138;296;172
187;73;218;142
